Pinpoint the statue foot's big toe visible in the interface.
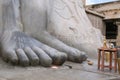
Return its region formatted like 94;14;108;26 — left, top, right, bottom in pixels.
67;48;87;63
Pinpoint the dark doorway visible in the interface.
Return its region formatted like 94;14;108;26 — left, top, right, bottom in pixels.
105;21;118;39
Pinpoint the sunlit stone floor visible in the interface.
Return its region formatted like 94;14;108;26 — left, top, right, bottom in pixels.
0;58;119;80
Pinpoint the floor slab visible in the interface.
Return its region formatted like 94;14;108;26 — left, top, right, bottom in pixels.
0;58;119;80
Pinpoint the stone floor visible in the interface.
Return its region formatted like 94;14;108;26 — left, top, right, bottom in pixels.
0;58;119;80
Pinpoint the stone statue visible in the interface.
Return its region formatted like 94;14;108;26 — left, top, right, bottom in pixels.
0;0;102;66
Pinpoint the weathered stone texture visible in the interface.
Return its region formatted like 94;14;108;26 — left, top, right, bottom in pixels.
0;0;103;66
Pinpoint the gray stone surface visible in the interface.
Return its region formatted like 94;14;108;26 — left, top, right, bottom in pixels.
0;0;102;67
0;58;119;80
0;0;89;66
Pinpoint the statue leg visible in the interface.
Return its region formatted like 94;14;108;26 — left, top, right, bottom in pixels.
1;0;67;66
20;0;87;63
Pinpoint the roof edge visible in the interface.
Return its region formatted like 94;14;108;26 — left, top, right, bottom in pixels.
86;9;105;18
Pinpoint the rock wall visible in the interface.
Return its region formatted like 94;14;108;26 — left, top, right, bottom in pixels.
86;10;105;35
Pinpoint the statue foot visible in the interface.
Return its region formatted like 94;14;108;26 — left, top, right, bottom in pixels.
1;31;67;66
35;31;87;63
66;47;87;63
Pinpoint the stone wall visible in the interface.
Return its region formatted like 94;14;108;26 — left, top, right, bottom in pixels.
86;10;105;35
116;22;120;46
86;1;120;46
86;1;120;19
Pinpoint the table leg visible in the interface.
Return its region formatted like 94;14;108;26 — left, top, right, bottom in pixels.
109;52;112;71
98;50;101;70
114;51;117;72
118;58;120;74
101;50;104;71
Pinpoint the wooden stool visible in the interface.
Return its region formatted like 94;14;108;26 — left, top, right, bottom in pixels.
98;47;117;72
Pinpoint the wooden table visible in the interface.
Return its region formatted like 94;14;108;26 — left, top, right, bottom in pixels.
98;47;117;72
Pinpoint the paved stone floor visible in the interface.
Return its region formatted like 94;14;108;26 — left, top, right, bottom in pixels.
0;58;119;80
